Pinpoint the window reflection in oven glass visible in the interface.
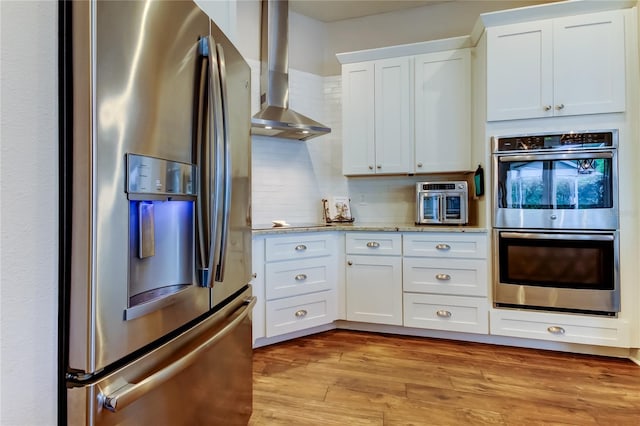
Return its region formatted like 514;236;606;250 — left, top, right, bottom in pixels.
497;158;613;210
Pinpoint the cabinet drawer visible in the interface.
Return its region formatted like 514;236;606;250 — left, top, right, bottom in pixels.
265;257;335;300
265;290;337;338
403;293;488;334
345;232;402;255
490;309;630;347
403;232;487;258
403;258;487;297
266;233;336;262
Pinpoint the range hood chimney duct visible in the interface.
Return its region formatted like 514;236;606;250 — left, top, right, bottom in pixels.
251;0;331;141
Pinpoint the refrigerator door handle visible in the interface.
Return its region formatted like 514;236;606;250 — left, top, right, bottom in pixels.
214;42;231;283
196;36;225;288
100;296;257;413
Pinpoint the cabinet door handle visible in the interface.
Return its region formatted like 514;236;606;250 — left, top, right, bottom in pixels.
436;310;452;318
547;326;565;335
417;162;423;168
368;165;374;170
376;164;382;169
294;244;307;251
366;241;380;248
543;105;552;111
295;309;308;318
435;273;451;281
294;273;307;281
347;260;353;266
435;243;451;251
555;103;565;110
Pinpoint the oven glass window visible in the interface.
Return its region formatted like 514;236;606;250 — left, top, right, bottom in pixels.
444;195;461;220
497;157;613;209
422;195;439;220
499;235;615;290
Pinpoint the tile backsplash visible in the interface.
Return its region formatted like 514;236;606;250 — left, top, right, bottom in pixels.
249;64;469;226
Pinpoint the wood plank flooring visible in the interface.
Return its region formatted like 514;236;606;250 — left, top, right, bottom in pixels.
248;330;640;425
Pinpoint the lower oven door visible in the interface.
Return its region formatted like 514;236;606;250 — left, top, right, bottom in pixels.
493;230;620;315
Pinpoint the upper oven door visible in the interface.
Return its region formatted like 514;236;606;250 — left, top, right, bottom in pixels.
493;150;618;230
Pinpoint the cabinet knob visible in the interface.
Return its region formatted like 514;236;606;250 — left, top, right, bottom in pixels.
547;326;565;335
543;105;552;111
295;309;308;318
555;103;565;110
435;273;451;281
376;165;382;169
251;272;257;279
294;273;308;281
294;244;307;251
366;241;380;248
368;165;374;170
435;243;451;251
347;261;353;266
436;310;452;318
417;162;423;168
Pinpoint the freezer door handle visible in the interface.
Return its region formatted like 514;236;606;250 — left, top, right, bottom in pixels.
100;296;257;412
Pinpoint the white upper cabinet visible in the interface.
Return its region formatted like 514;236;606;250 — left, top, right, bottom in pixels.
342;47;472;176
414;49;471;173
487;10;625;121
374;58;413;174
342;58;413;175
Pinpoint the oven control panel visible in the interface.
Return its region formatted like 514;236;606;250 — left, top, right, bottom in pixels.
493;130;616;152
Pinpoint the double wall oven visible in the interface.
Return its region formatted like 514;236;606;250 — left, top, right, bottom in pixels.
492;130;620;316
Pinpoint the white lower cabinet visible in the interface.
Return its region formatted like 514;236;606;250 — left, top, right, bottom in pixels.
490;309;630;348
402;232;489;334
404;294;489;333
262;232;339;339
345;233;403;325
266;290;337;337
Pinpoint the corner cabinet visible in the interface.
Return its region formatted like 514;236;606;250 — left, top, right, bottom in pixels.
487;9;626;121
342;58;413;175
341;48;471;176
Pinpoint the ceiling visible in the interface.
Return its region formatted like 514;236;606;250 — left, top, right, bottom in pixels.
290;0;453;23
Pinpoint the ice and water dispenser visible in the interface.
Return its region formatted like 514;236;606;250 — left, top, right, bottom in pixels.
125;153;197;319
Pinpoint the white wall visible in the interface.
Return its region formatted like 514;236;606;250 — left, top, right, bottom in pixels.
0;1;58;424
322;0;559;75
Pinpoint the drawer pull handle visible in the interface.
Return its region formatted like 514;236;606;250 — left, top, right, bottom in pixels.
436;310;452;318
295;309;308;318
435;273;451;281
295;244;307;251
435;244;451;251
294;273;308;281
366;241;380;248
547;326;565;335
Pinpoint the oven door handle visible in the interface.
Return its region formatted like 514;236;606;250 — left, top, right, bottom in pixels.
500;232;614;242
497;151;614;163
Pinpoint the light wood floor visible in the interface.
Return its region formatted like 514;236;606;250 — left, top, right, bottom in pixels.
248;330;640;425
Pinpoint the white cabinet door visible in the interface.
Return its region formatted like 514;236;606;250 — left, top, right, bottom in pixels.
346;254;403;325
342;62;375;175
414;49;471;173
374;57;413;174
553;10;625;116
487;20;553;121
487;10;626;122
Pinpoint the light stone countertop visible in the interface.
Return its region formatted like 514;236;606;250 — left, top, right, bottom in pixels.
251;222;488;235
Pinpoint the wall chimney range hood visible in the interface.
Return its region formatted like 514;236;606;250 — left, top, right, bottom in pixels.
251;0;331;141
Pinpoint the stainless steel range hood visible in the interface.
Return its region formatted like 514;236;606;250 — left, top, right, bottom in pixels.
251;0;331;141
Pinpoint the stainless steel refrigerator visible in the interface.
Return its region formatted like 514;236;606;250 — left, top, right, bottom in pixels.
58;1;254;424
